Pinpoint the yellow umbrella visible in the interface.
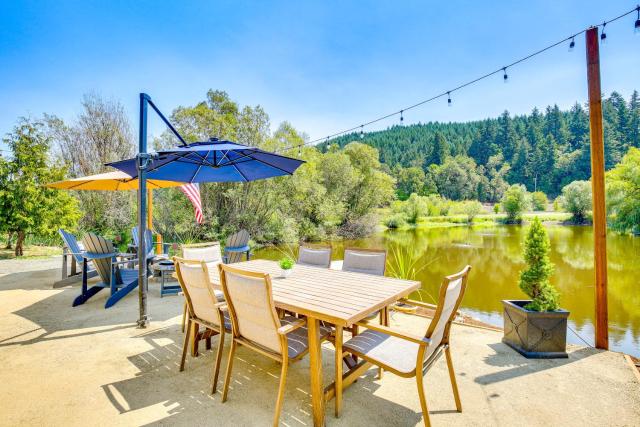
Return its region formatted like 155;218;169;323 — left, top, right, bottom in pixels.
46;171;184;250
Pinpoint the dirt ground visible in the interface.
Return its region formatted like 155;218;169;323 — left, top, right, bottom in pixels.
1;256;639;426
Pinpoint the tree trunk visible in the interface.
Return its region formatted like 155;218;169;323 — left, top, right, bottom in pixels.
14;231;25;257
5;232;13;249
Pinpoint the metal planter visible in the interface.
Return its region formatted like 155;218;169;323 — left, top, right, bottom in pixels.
502;300;569;359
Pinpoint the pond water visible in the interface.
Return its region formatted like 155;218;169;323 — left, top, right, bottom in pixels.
254;225;640;357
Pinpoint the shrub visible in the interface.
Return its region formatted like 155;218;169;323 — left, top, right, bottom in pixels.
384;213;406;229
450;200;483;223
493;203;500;214
404;193;427;224
531;191;548;211
518;217;559;311
560;180;592;223
501;184;529;223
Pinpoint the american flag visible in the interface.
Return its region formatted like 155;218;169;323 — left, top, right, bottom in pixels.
179;183;204;224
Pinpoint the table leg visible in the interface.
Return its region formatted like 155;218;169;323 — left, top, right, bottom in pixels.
160;271;165;298
334;325;343;418
308;317;325;427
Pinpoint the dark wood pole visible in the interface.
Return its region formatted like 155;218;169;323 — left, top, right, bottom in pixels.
585;27;608;350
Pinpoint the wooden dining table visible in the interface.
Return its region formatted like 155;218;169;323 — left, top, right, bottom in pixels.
205;259;421;426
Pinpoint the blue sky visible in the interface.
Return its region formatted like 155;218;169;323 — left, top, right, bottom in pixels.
1;1;639;151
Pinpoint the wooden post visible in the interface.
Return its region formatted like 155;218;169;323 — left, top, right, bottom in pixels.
585;27;608;350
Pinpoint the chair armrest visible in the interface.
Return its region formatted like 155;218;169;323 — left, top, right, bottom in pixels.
84;252;120;260
355;321;430;346
112;259;139;266
117;252;138;259
400;298;438;310
215;302;228;311
277;318;307;335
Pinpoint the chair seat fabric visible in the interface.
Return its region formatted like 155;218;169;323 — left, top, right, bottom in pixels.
281;316;332;359
343;329;421;375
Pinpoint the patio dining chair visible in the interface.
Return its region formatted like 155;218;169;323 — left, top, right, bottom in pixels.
342;247;387;323
340;265;471;426
297;244;332;268
218;264;332;427
179;243;226;334
174;257;231;395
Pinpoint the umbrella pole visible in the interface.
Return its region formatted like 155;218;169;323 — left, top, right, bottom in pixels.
137;93;150;328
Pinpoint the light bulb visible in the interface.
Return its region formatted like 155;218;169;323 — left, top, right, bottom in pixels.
569;37;575;51
360;126;364;139
400;110;404;125
635;8;640;34
601;23;607;43
503;67;508;83
447;92;452;107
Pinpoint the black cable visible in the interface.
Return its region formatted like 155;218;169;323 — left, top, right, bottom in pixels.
277;5;640;154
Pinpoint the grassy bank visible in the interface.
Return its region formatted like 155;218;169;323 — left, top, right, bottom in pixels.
382;211;572;230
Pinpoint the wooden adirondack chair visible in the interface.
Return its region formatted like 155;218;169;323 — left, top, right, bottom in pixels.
54;229;98;288
74;233;140;308
223;229;251;264
131;226;170;263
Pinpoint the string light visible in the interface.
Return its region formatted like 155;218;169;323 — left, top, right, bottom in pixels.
360;126;364;139
275;5;640;154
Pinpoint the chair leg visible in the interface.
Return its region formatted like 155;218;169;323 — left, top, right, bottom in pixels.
180;319;192;372
191;322;200;357
416;372;431;427
211;329;225;395
221;339;237;403
273;361;288;427
334;325;343;418
445;347;462;412
181;302;187;333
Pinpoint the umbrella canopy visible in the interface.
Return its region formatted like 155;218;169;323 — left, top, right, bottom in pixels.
45;170;184;191
107;139;304;183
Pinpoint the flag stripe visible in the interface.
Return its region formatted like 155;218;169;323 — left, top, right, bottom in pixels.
179;183;204;224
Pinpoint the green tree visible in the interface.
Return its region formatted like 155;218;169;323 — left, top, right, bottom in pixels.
395;166;425;200
501;184;529;223
560;180;592;223
432;155;482;200
531;191;548;211
431;132;449;165
518;217;559;311
606;147;640;234
0;119;81;256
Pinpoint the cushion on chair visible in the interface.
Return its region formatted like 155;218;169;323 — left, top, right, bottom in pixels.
280;316;332;359
343;329;421;375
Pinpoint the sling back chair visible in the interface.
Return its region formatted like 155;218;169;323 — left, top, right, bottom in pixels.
179;243;226;334
342;247;387;324
75;233;140;308
297;244;332;268
174;257;231;394
54;229;98;288
340;265;471;426
218;263;332;427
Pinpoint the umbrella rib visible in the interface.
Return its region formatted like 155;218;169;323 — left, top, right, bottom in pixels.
231;163;249;182
246;156;297;175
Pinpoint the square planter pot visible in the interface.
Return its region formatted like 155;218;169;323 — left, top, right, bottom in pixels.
502;300;570;359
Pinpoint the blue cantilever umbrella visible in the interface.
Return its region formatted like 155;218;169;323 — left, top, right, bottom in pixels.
107;108;304;327
108;138;304;183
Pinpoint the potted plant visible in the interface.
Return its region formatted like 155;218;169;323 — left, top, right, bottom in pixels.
502;217;569;358
279;257;295;278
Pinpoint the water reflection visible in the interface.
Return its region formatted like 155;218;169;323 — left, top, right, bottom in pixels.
255;225;640;357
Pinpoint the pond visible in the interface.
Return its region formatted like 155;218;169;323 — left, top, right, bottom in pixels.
254;225;640;357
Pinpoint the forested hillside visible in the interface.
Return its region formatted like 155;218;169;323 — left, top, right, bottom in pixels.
325;91;640;200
